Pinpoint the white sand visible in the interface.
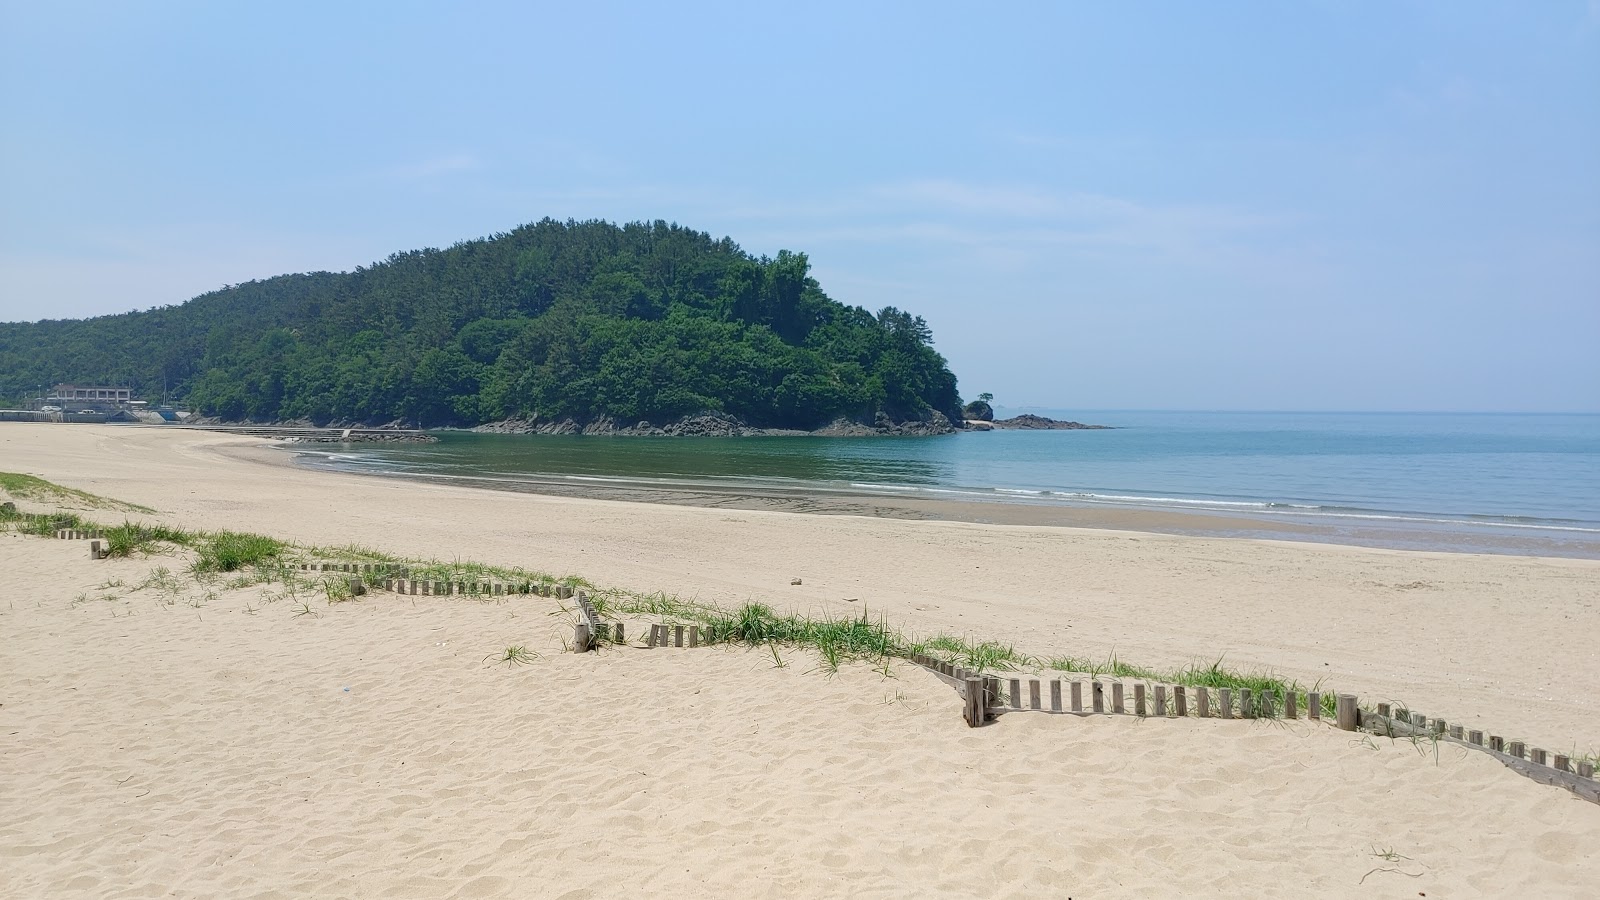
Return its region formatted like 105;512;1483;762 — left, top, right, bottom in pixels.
3;424;1598;898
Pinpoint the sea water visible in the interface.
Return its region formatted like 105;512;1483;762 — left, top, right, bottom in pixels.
300;412;1600;557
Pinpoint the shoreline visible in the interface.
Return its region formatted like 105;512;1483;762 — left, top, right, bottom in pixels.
285;445;1600;560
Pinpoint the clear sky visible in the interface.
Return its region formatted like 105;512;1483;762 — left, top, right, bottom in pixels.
2;1;1596;411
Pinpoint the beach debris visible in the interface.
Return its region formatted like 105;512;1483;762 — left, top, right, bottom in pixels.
790;578;802;585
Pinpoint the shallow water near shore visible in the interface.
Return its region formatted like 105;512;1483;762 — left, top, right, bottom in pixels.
295;411;1600;558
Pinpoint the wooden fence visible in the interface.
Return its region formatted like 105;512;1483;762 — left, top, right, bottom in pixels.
55;532;1597;804
1359;703;1598;803
903;653;1596;804
646;624;710;648
571;590;623;652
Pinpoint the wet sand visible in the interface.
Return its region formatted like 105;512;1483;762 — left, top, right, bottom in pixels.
293;448;1600;559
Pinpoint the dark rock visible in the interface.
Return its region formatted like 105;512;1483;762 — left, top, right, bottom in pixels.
472;409;958;437
988;414;1112;430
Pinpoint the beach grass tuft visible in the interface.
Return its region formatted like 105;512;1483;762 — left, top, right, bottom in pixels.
1043;652;1324;716
103;520;191;557
3;507;91;536
490;645;538;666
193;530;284;573
8;496;1379;728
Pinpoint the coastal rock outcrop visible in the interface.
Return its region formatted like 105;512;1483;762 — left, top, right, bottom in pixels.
471;410;959;437
987;414;1112;430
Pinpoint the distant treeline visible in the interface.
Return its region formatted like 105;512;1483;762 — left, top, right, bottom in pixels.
0;219;964;428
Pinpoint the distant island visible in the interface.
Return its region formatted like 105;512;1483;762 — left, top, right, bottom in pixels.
0;219;966;435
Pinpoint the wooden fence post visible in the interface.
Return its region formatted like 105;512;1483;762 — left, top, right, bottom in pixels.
1335;694;1358;731
963;677;984;727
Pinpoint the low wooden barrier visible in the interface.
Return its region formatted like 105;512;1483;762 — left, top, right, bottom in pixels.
571;589;622;652
646;624;709;648
57;529;105;540
905;654;1596;805
907;655;1333;727
292;562;584;604
1358;704;1598;804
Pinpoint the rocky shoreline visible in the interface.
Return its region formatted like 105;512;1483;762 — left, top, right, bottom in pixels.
470;410;960;437
188;409;1116;438
965;413;1113;431
196;408;1126;435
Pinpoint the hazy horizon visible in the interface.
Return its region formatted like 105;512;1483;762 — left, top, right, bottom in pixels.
2;2;1596;412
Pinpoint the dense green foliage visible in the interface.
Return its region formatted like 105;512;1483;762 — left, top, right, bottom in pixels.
0;219;963;428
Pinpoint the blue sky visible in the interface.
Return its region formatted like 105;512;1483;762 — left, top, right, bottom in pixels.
2;1;1596;411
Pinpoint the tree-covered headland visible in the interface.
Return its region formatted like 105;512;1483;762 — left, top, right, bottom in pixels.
0;219;965;431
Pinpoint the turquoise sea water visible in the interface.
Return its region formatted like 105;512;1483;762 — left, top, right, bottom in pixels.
299;412;1600;557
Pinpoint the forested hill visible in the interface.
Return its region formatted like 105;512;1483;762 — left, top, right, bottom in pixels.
0;219;965;430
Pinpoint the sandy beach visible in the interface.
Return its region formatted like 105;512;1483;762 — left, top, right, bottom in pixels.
4;423;1599;898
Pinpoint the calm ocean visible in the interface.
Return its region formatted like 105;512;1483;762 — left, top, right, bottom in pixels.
296;412;1600;557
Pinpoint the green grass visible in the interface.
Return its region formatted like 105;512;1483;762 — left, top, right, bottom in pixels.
1046;652;1332;717
193;530;284;573
400;558;582;596
607;589;1316;701
322;576;355;604
4;509;91;536
488;645;538;666
0;472;155;513
1048;651;1160;680
0;496;1377;727
102;520;192;558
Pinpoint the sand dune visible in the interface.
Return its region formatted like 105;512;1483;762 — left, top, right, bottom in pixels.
3;424;1598;897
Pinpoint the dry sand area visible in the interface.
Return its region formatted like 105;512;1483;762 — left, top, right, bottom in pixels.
4;423;1599;897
